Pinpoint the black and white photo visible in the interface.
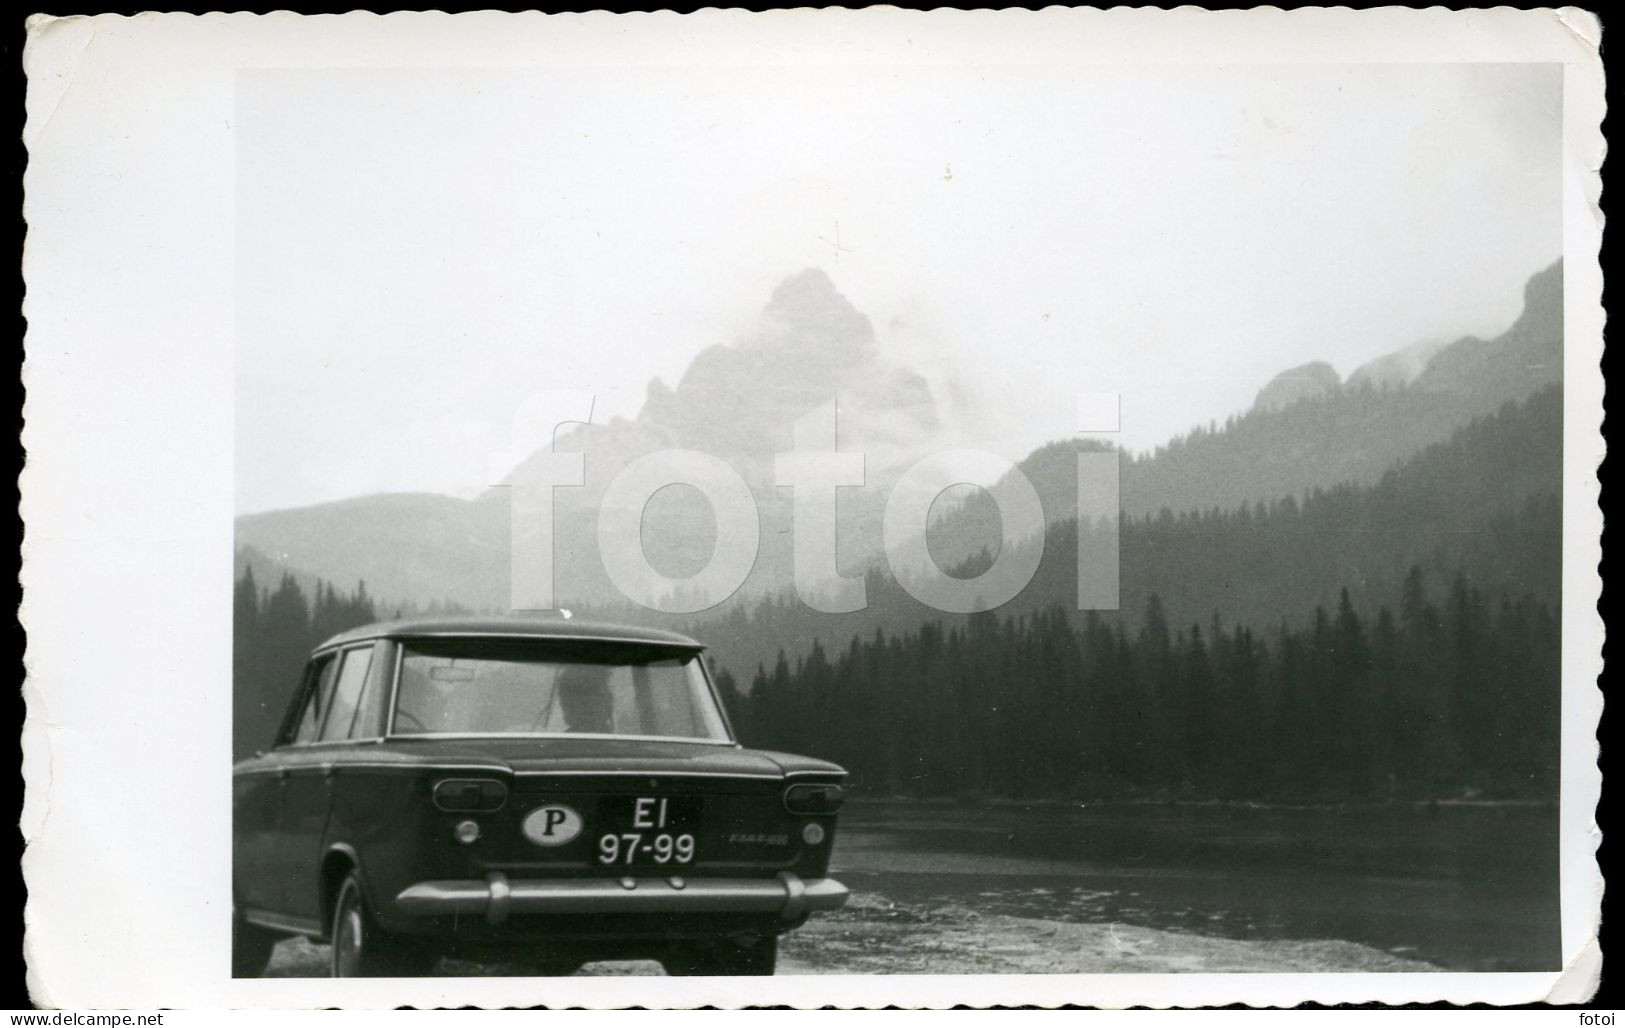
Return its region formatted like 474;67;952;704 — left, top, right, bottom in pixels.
20;7;1605;1009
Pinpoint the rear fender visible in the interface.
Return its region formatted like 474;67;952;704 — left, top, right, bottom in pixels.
317;842;363;941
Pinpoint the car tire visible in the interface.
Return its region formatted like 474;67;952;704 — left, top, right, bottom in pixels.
664;935;778;976
330;872;436;978
232;909;277;978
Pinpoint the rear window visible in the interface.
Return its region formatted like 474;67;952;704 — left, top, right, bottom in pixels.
391;641;730;742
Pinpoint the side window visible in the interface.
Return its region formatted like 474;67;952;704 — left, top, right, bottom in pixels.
319;644;375;742
289;656;338;745
349;641;394;740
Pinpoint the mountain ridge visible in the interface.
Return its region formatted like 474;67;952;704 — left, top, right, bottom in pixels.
236;260;1563;616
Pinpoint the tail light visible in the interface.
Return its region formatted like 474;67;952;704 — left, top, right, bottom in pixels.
784;782;845;815
433;778;508;812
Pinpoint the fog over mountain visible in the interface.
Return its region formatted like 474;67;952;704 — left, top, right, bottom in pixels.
237;260;1562;617
505;267;952;499
1346;338;1449;391
632;269;942;465
235;63;1562;518
241;269;965;611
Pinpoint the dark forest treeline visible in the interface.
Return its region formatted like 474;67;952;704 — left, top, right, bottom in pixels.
737;565;1559;804
231;555;1561;803
233;568;378;761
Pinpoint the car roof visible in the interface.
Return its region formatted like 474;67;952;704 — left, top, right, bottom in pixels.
314;616;704;652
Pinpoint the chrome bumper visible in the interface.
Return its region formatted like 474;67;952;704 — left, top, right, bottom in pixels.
394;870;849;926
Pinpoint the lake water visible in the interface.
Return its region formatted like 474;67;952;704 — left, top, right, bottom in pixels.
827;798;1561;972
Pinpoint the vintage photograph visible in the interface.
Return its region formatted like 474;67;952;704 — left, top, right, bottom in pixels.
228;59;1570;978
20;7;1604;1010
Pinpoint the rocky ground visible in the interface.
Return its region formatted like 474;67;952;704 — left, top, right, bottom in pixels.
265;891;1436;977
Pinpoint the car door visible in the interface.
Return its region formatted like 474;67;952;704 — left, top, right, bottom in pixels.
237;654;332;919
281;643;382;925
323;641;407;910
270;649;343;921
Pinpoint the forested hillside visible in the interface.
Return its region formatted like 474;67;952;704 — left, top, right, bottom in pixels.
691;386;1561;689
231;388;1563;797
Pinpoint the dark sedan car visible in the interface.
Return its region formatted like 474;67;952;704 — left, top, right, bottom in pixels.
232;617;849;977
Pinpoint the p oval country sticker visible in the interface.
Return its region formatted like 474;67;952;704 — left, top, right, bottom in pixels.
523;804;583;846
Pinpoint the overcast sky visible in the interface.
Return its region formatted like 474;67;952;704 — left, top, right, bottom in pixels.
236;62;1561;515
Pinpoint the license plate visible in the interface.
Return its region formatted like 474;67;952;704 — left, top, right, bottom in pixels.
593;795;702;867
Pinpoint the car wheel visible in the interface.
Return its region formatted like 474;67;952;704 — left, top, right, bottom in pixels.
330;873;436;977
232;909;276;978
663;935;778;976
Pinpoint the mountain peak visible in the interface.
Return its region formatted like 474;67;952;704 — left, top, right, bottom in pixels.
597;268;930;465
1410;258;1562;398
1525;258;1562;306
758;267;875;359
1348;338;1449;391
1252;361;1341;413
769;266;840;308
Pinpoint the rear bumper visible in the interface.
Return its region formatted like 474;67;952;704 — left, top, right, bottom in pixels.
394;871;849;926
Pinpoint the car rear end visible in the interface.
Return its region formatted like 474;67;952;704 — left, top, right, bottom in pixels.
321;626;849;970
339;741;847;965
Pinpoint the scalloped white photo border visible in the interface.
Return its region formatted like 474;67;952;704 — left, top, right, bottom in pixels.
19;7;1605;1009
